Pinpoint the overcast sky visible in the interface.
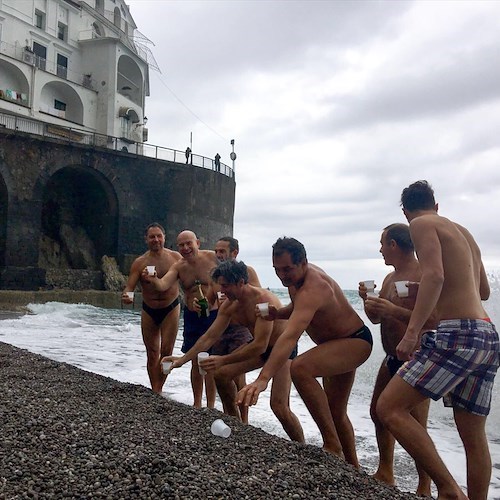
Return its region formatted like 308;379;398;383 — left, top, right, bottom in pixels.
127;0;500;290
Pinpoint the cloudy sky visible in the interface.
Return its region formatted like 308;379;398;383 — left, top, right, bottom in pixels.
127;0;500;290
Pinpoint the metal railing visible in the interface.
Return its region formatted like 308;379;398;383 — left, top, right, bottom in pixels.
0;110;233;178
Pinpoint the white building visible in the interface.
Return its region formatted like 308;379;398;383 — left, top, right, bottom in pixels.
0;0;150;146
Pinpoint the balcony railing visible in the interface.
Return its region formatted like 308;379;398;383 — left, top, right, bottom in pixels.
0;110;234;178
0;41;98;90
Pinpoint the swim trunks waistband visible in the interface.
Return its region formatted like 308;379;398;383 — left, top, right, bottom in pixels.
142;297;180;326
347;325;373;346
261;343;298;361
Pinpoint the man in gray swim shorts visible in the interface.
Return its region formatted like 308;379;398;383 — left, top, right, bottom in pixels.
378;180;498;500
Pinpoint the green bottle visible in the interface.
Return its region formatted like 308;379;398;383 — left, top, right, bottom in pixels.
195;280;210;318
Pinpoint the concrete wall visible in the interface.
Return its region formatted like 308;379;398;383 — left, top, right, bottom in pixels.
0;128;235;290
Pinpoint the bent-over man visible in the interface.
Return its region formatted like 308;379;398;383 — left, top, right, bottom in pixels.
238;237;372;467
165;259;304;443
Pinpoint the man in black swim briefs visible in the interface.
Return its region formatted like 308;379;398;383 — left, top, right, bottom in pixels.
238;237;372;468
359;223;435;495
122;223;181;394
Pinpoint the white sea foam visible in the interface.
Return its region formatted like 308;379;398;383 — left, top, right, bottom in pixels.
1;290;499;498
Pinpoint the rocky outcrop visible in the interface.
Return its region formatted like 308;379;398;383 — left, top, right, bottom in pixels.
101;255;127;291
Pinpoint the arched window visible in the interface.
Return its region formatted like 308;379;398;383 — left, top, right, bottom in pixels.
113;7;121;29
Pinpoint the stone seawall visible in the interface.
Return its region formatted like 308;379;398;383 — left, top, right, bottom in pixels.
0;290;143;312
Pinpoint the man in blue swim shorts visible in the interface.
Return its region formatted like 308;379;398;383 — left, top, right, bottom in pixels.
378;181;499;500
146;230;219;408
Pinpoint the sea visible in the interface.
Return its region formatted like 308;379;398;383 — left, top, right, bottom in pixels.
1;288;499;499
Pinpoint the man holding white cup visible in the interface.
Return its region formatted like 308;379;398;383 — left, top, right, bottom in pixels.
163;260;304;443
121;223;182;394
358;223;434;496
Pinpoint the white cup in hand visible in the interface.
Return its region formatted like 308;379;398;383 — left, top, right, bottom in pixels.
161;360;173;375
257;302;269;317
146;265;156;276
126;291;134;300
210;418;231;438
395;280;409;298
198;352;209;375
363;280;375;292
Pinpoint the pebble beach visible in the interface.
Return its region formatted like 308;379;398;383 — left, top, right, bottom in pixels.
0;342;419;499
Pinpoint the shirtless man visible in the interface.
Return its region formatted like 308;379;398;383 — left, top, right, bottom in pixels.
122;223;181;393
359;223;432;495
237;237;372;467
165;259;304;443
212;236;259;423
146;230;219;408
377;181;498;500
215;236;261;287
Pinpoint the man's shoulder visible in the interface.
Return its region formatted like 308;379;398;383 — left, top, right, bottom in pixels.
161;248;182;260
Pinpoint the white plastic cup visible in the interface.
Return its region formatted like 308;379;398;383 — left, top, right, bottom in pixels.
126;291;134;300
146;265;156;276
366;291;379;298
210;418;231;438
395;280;409;298
257;302;269;317
363;280;375;292
197;352;209;375
161;360;172;375
217;291;226;301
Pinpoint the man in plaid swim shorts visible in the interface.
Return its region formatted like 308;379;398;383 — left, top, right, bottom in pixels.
377;181;499;500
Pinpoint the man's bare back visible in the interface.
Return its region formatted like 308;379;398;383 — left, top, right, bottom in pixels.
411;214;488;321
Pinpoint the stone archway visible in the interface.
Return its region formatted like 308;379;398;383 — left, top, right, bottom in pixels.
39;166;118;275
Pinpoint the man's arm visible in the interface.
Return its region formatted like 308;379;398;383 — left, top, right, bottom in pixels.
397;219;444;359
172;309;231;367
122;259;142;302
275;302;294;320
147;265;180;292
237;294;314;406
213;317;273;366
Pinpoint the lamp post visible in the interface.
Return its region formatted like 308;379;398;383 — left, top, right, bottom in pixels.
230;139;236;177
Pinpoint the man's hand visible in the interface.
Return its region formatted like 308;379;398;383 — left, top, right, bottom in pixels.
161;355;184;369
255;304;278;320
199;355;223;372
396;335;419;361
192;297;201;314
365;296;396;318
236;379;269;407
358;282;368;300
121;291;133;304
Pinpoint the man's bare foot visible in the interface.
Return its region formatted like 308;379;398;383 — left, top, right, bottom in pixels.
371;470;396;487
322;445;344;460
436;488;468;500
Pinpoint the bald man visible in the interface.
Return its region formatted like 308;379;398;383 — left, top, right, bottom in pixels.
146;230;219;409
